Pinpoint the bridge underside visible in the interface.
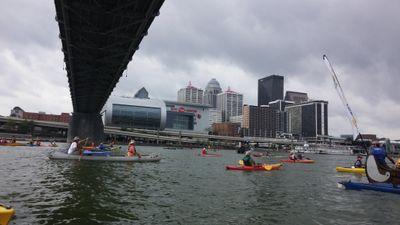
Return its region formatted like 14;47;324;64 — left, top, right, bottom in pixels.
55;0;164;142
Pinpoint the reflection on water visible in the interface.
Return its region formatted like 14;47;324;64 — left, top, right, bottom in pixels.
1;145;400;225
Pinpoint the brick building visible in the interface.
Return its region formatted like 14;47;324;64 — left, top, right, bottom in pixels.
212;122;241;137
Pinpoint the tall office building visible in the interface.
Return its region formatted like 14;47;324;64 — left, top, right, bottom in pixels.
217;87;243;122
242;105;286;138
258;75;284;106
209;109;222;124
177;81;204;104
204;78;222;108
284;91;308;104
285;100;328;138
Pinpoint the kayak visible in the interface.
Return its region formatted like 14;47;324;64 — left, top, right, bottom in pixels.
336;167;365;174
199;153;222;157
0;203;14;225
49;151;161;162
0;142;26;147
226;164;282;171
82;150;111;156
83;146;120;151
281;159;315;163
338;180;400;194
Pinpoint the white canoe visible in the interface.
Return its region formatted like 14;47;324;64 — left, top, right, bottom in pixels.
49;151;161;162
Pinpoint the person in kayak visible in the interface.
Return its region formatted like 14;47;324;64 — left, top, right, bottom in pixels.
127;140;141;158
371;142;395;167
354;155;364;168
297;153;303;160
67;136;82;155
242;151;255;166
289;150;297;160
201;147;207;155
98;143;106;151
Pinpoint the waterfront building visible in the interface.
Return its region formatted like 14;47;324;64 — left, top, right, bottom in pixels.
23;112;71;123
134;87;149;99
212;122;241;137
102;96;167;130
242;104;286;138
258;75;284;106
230;115;243;127
164;100;212;133
355;134;377;142
208;109;222;125
285;100;328;138
10;106;71;123
217;87;243;122
203;78;222;108
177;81;204;104
268;99;294;111
284;91;308;104
10;106;24;119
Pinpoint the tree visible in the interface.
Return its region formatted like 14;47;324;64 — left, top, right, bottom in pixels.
18;120;34;134
4;119;17;132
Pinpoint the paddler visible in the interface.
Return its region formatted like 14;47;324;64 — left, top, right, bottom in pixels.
201;147;207;155
289;150;297;161
67;136;80;155
242;151;255;166
127;140;141;158
371;141;395;167
354;155;363;168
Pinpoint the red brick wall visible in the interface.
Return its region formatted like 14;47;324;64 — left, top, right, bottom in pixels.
23;112;70;123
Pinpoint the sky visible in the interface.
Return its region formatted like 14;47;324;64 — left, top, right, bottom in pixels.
0;0;399;138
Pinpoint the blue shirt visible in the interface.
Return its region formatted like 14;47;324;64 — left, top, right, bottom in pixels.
371;147;386;165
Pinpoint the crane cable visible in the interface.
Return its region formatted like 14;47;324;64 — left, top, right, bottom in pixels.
322;54;368;150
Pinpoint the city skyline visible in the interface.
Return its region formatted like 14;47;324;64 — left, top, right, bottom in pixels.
0;0;399;138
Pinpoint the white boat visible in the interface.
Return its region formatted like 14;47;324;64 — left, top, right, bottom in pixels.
295;144;357;155
49;151;161;162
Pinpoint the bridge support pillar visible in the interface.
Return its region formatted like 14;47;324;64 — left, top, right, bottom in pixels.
67;112;104;144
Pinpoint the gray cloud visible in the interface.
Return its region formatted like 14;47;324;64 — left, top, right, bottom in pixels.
0;0;399;138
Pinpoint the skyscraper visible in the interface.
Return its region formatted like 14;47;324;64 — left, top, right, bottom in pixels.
217;87;243;122
177;81;204;104
258;75;284;106
204;78;222;108
242;105;286;138
284;91;308;104
285;100;328;138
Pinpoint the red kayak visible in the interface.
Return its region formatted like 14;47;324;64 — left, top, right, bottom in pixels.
280;159;315;163
199;153;222;157
226;164;282;171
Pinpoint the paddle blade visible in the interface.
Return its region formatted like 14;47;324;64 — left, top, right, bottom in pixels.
239;160;244;165
264;165;273;171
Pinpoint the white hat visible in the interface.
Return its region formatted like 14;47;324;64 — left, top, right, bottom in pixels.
73;136;79;141
245;151;251;155
129;140;135;144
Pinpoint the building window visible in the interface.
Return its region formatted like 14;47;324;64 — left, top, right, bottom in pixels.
111;104;161;129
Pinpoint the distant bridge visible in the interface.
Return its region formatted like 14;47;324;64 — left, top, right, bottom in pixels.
54;0;164;142
0;116;305;146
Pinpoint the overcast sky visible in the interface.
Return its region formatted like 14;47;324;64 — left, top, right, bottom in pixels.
0;0;399;138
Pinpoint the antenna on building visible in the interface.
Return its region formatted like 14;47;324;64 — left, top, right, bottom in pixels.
188;81;192;88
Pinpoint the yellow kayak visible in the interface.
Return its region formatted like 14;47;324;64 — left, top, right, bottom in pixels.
336;166;365;174
0;204;14;225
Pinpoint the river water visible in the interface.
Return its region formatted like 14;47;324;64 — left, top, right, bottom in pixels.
1;145;399;225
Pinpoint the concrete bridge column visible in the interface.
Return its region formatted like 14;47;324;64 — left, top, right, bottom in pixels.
67;112;104;144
